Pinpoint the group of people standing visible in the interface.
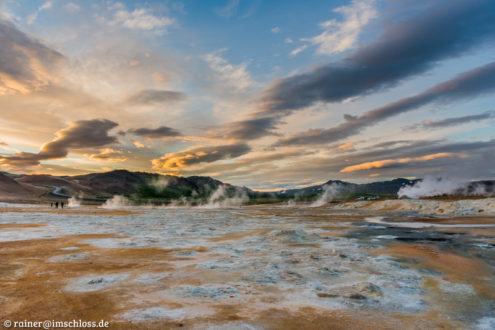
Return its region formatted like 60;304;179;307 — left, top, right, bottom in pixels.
50;201;64;209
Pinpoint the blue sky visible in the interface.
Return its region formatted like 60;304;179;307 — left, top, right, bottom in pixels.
0;0;494;189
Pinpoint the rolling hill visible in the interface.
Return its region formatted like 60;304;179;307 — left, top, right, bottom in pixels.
0;169;493;204
0;172;45;201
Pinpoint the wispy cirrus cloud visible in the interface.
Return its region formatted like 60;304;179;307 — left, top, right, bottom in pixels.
408;111;495;130
290;45;308;57
26;1;53;25
203;50;257;94
309;0;377;56
214;0;240;18
125;89;187;105
111;7;175;31
64;2;81;13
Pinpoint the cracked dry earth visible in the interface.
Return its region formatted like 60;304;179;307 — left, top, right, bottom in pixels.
0;203;494;329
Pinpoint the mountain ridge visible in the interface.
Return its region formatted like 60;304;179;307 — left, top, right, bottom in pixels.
1;169;494;203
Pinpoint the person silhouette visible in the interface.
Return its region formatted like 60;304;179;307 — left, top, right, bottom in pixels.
61;201;64;209
51;202;53;208
55;202;59;209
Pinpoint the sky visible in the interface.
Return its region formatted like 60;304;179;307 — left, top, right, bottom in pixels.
0;0;494;190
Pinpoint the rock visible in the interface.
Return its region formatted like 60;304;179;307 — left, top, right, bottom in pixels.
347;293;366;300
88;278;104;285
317;292;338;298
274;229;317;244
283;270;303;279
356;282;382;296
319;267;342;277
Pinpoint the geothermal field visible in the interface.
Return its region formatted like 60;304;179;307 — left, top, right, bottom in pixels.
1;199;494;329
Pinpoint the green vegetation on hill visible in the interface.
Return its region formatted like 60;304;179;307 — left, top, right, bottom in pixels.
136;184;194;200
4;169;494;205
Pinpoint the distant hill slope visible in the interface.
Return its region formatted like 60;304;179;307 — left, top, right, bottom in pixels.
354;178;419;195
69;170;152;196
278;178;418;199
0;172;44;200
2;169;494;203
9;170;249;202
66;170;245;198
16;174;95;196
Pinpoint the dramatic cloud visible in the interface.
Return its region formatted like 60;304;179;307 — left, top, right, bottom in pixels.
210;117;280;140
0;119;118;168
0;19;65;94
409;111;495;130
259;0;495;116
1;1;494;187
234;139;495;187
309;0;377;55
39;119;118;158
176;149;314;179
173;138;495;187
125;89;187;105
128;126;182;138
340;152;467;173
333;139;495;177
152;143;251;170
275;61;495;146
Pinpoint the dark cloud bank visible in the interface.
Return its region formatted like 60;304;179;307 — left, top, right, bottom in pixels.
152;143;251;170
260;0;495;116
125;89;186;105
223;0;495;141
0;18;64;93
409;111;495;130
0;119;118;168
275;61;495;146
128;126;182;138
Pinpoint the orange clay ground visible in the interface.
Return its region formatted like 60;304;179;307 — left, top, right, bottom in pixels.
0;205;494;329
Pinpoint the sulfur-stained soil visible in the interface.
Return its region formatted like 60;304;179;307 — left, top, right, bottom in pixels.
0;202;494;329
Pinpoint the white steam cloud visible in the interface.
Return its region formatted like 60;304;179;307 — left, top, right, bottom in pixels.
101;195;129;209
151;177;169;192
67;196;82;208
398;177;493;198
198;185;248;209
311;183;342;207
